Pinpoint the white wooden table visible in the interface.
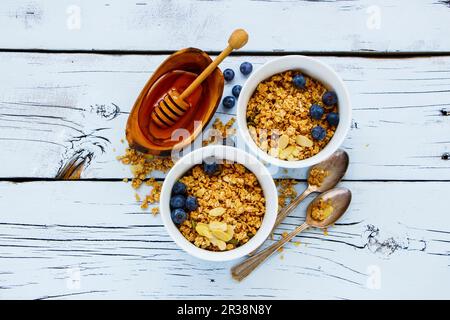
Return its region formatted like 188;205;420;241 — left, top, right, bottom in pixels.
0;0;449;300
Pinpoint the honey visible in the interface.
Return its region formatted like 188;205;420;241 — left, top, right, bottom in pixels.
141;70;204;143
126;48;224;155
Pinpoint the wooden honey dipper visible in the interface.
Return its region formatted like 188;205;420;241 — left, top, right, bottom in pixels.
151;29;249;128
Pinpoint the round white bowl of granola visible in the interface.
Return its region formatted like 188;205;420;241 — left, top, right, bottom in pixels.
160;145;278;261
236;55;351;169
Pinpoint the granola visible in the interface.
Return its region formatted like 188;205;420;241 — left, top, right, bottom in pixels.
311;199;334;221
246;71;338;161
203;117;236;146
275;179;298;208
117;147;173;211
178;163;266;251
308;167;329;187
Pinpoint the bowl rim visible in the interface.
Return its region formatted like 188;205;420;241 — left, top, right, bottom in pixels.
160;145;278;261
236;55;352;169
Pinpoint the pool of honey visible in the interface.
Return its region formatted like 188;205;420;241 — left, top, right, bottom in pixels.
138;70;203;144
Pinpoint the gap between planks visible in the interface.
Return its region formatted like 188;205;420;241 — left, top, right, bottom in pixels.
3;48;450;58
1;178;450;183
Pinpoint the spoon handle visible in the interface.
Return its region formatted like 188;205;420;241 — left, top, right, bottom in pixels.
247;187;312;257
231;223;310;282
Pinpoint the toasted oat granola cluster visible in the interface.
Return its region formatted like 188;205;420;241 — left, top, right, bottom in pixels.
308;167;329;187
276;179;298;208
178;163;266;251
117;147;173;212
246;71;338;161
311;199;334;221
203;117;236;146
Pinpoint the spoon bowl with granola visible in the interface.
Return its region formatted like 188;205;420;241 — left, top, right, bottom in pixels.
232;187;352;281
160;145;278;261
237;55;351;168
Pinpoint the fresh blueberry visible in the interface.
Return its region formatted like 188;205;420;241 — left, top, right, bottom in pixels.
326;112;339;126
232;85;242;98
293;74;306;89
311;126;327;141
322;91;338;106
185;196;199;212
172;181;187;195
309;104;324;120
171;208;187;225
223;69;235;81
203;161;219;176
240;62;253;75
170;194;186;209
222;96;236;109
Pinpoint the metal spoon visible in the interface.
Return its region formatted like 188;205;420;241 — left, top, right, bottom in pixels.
248;149;349;256
275;149;349;228
231;187;352;281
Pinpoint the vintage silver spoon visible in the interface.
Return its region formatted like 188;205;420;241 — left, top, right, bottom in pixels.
248;149;349;256
275;149;349;228
231;187;352;281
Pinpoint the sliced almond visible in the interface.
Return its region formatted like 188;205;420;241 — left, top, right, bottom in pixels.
279;145;296;160
295;135;313;148
291;146;301;157
209;221;227;232
212;230;233;242
208;207;226;217
210;237;227;251
248;126;257;140
323;205;334;219
195;223;212;238
260;140;268;151
278;134;290;150
269;147;279;158
226;225;235;238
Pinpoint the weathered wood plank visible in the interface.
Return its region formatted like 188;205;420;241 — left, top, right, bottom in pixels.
0;52;449;180
0;180;448;299
1;0;450;53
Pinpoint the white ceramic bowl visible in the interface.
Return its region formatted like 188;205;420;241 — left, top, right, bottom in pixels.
237;55;352;169
160;145;278;261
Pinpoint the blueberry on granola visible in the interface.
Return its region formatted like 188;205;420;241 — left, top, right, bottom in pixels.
170;194;186;209
293;74;306;89
185;196;198;211
171;208;187;225
240;62;253;75
326;112;339;126
203;161;220;176
311;126;326;141
232;85;242;98
310;104;324;120
322;91;338;106
172;181;187;195
222;96;236;109
223;68;235;81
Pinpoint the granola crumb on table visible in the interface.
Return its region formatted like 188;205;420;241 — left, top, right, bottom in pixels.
203;117;236;146
246;70;338;161
117;147;173;212
178;163;266;252
276;179;298;208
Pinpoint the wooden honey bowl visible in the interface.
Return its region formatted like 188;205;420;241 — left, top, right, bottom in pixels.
125;48;224;156
126;29;248;156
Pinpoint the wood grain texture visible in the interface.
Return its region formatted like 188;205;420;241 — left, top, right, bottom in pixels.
1;0;450;53
0;180;448;299
0;53;449;180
